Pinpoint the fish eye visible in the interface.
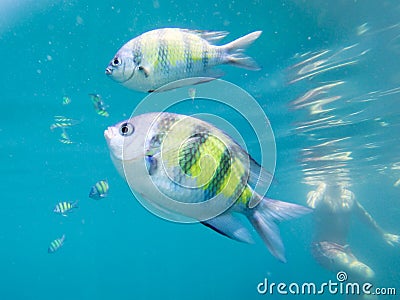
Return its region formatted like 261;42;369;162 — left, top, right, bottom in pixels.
119;122;135;136
112;57;121;66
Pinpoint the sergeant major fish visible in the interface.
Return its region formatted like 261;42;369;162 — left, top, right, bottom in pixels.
53;200;78;216
89;180;109;200
104;112;311;262
48;234;65;253
50;115;80;131
89;94;109;117
105;28;262;92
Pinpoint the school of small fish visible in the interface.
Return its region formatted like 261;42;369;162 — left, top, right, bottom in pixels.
50;93;111;145
50;115;80;144
47;179;109;252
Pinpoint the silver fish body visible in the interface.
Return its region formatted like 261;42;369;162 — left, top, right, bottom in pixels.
106;28;262;92
104;112;311;262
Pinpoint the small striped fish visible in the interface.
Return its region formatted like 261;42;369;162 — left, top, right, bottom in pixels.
48;234;65;253
53;201;78;216
89;94;109;117
50;115;79;130
104;112;311;262
62;96;71;105
89;180;109;200
105;28;262;92
58;129;74;144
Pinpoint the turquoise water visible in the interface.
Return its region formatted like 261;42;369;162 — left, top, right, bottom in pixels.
1;1;399;299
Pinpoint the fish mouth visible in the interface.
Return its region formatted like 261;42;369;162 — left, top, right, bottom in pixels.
104;126;117;141
105;67;113;75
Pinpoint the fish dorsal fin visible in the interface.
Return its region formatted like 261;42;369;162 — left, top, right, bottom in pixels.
182;29;229;44
145;155;158;176
247;156;274;208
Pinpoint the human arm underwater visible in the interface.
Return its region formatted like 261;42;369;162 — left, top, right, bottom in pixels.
354;200;400;247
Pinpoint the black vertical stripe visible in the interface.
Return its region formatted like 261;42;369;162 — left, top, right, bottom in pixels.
157;37;169;75
179;133;209;175
204;147;231;200
184;38;193;73
201;41;209;72
133;36;142;66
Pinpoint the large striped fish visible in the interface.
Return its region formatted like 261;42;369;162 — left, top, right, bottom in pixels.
105;28;262;92
104;112;311;262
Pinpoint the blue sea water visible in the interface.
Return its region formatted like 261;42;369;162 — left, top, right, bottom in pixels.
1;1;399;299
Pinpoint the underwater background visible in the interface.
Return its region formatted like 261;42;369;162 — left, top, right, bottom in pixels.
1;1;399;299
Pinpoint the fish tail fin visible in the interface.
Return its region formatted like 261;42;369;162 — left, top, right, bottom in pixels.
72;200;79;208
223;31;262;70
247;196;312;262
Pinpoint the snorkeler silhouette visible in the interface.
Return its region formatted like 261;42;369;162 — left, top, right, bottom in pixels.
307;182;400;283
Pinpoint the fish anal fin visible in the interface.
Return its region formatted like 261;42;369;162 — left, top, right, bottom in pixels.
201;212;254;244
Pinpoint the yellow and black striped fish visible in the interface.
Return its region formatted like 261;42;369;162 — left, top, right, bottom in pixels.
89;94;109;117
105;28;262;92
53;201;78;216
105;112;312;262
89;180;109;200
58;129;74;144
50;115;79;130
48;234;65;253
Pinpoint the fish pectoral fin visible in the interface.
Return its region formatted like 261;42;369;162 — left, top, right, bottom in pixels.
138;65;150;78
145;155;158;176
201;213;254;244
